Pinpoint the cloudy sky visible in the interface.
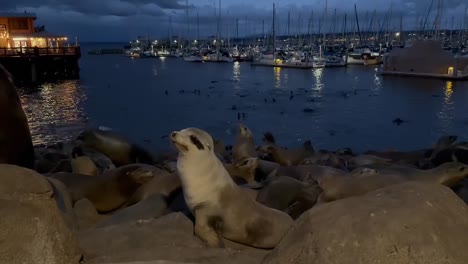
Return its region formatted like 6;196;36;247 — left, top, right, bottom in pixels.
1;0;467;42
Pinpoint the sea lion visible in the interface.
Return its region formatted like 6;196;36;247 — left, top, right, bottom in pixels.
124;169;181;207
423;142;468;168
319;162;468;203
232;123;258;163
213;138;230;162
347;154;392;169
71;149;99;176
256;176;322;220
72;146;115;173
260;140;314;166
49;164;156;213
223;157;259;184
75;129;155;167
0;64;35;169
171;127;293;248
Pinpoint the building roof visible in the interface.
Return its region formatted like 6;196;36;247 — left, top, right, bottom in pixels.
10;31;67;39
0;12;37;19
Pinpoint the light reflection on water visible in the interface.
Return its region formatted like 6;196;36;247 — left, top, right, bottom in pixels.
19;80;87;146
274;67;281;88
313;68;324;92
437;81;455;133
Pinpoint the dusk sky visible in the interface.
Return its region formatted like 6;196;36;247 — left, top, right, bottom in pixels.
2;0;467;42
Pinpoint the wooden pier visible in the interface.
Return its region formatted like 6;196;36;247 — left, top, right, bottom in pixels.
0;46;81;84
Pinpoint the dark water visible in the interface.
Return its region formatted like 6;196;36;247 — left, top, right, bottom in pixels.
19;43;468;153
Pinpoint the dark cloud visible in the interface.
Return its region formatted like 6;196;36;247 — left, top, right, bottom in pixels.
0;0;466;41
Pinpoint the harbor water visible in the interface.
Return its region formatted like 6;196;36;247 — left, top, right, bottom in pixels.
19;43;468;153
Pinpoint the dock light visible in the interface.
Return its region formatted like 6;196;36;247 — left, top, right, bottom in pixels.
448;67;454;75
12;37;28;41
274;58;282;64
395;32;400;37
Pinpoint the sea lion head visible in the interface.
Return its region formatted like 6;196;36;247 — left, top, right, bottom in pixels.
237;123;253;138
170;127;214;156
436;135;457;148
433;162;468;186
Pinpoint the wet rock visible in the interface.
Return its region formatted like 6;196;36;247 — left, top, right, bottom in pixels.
79;213;267;264
263;182;468;264
0;164;82;263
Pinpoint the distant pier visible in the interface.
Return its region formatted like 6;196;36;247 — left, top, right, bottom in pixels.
0;46;81;84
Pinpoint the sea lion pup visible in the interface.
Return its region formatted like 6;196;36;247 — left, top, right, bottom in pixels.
256;176;322;220
71;147;99;176
48;164;156;213
232;123;258;163
75;129;155;167
171;127;293;248
0;64;35;169
223;157;259;184
260;140;314;166
319;162;468;203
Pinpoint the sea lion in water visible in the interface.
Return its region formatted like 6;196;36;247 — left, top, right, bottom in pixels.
232;123;257;163
260;140;314;166
319;162;468;203
171;127;293;248
49;164;156;213
0;64;35;169
75;129;154;167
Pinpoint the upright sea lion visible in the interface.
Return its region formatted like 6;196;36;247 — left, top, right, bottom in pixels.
49;164;156;213
319;162;468;203
75;129;155;167
171;127;293;248
232;123;257;163
0;64;34;169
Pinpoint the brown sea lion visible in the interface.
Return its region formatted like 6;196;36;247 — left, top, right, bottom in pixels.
232;123;257;163
0;64;34;169
49;164;156;213
171;127;293;248
260;140;314;166
319;162;468;203
75;129;155;167
223;157;259;184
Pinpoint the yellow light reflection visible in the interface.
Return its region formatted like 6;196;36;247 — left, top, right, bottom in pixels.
445;81;453;104
274;67;281;88
19;81;87;146
313;68;323;91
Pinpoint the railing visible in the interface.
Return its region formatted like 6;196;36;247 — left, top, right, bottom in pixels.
0;46;81;57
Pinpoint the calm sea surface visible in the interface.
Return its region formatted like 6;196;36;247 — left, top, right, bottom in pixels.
18;43;468;153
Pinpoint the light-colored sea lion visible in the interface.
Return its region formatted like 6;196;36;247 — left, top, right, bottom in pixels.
319;162;468;203
0;64;35;169
72;146;116;173
171;127;293;248
232;123;258;163
260;140;314;166
223;157;259;184
75;129;155;167
49;164;156;213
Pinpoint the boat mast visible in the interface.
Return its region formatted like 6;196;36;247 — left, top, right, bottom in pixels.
216;0;221;60
434;0;443;40
272;3;276;61
186;0;190;46
323;0;328;48
342;13;347;47
196;12;200;43
354;4;363;46
287;11;291;48
332;8;337;46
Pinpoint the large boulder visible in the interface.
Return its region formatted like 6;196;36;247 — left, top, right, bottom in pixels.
0;165;82;264
263;182;468;264
79;213;268;264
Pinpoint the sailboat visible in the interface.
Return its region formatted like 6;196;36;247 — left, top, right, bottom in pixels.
202;0;233;63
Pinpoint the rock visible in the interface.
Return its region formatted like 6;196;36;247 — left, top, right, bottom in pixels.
73;198;108;229
96;194;170;227
46;177;76;229
0;164;82;263
79;213;268;264
263;182;468;264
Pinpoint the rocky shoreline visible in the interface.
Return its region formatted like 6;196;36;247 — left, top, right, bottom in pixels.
1;124;468;264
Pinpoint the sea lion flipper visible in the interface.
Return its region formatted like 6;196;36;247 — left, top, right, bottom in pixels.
194;213;224;248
